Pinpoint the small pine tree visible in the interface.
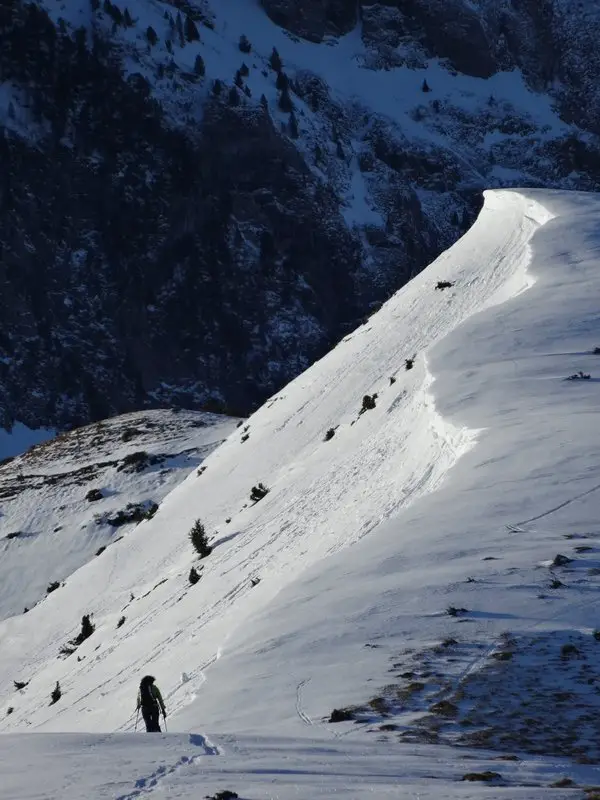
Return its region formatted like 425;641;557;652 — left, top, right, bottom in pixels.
421;79;431;92
185;15;200;42
189;566;201;585
194;54;205;76
176;13;184;46
91;0;100;10
260;93;268;111
189;519;212;558
212;78;223;97
123;7;133;26
146;25;158;46
234;70;243;88
229;86;240;106
80;614;94;640
244;85;252;97
269;47;282;72
239;34;251;53
288;111;299;139
278;87;293;112
276;71;289;91
240;62;249;77
50;681;61;706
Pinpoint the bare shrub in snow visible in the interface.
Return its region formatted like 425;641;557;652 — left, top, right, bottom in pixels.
359;394;377;415
189;566;201;585
49;681;61;705
250;483;269;502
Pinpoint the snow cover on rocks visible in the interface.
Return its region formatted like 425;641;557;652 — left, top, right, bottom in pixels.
2;189;600;798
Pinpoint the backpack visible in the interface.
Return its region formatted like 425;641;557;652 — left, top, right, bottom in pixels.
139;676;157;708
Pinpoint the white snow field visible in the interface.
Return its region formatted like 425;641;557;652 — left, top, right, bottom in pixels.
2;188;600;797
0;410;238;620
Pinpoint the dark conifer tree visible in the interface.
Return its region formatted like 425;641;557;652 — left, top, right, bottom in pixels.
278;86;293;112
184;15;200;42
269;47;282;72
146;25;158;46
194;54;205;76
276;71;289;91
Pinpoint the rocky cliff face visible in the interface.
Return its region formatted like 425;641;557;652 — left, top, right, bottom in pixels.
1;0;599;431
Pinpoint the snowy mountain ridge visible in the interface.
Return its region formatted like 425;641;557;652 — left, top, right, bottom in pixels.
2;188;600;797
2;0;600;432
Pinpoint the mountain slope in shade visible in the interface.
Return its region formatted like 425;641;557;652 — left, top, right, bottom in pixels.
1;0;600;429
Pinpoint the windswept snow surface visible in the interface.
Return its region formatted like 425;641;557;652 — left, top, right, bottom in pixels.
2;189;600;796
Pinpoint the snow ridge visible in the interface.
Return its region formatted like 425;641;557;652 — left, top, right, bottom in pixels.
0;188;555;735
3;187;600;796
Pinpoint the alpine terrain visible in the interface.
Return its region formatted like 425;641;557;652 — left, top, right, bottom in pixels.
1;0;600;430
1;188;600;799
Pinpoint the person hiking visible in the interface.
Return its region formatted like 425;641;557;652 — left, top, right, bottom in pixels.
137;675;166;732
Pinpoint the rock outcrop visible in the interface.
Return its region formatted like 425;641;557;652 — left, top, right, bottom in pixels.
260;0;357;42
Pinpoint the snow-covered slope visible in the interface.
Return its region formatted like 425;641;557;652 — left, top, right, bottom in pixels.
2;188;600;797
0;410;238;620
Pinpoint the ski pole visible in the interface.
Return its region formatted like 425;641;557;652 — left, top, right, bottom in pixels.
163;713;168;733
134;708;139;732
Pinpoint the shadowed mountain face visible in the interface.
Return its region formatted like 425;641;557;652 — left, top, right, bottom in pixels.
1;0;599;431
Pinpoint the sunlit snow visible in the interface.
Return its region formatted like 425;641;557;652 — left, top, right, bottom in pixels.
2;188;600;797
